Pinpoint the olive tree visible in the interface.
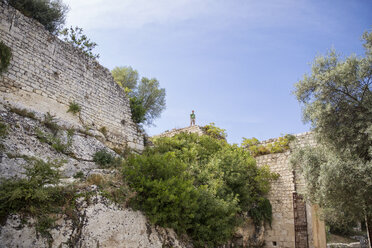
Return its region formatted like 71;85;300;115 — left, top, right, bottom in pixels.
292;31;372;245
112;66;166;126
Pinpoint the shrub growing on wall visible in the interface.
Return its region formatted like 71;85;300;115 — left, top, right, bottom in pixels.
124;131;277;247
0;41;12;74
6;0;69;34
59;26;100;59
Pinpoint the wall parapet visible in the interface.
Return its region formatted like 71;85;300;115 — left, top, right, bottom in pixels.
0;3;143;151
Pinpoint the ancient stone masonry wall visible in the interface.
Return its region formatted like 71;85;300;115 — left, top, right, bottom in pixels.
152;125;205;138
255;132;326;248
0;3;143;150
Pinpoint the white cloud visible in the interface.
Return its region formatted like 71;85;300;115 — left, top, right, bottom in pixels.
63;0;213;29
63;0;319;30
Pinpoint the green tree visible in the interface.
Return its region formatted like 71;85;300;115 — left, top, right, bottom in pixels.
111;66;139;89
137;77;166;124
6;0;68;34
124;131;277;247
59;26;99;59
112;66;166;125
292;31;372;244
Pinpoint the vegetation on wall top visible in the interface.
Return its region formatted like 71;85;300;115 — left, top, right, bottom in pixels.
242;134;296;157
5;0;69;34
202;122;227;140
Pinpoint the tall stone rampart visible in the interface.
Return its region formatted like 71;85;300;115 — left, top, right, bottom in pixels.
255;132;326;248
0;3;143;150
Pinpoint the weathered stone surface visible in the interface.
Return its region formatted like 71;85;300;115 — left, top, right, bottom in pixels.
0;193;192;248
255;132;326;248
0;107;103;178
0;2;144;151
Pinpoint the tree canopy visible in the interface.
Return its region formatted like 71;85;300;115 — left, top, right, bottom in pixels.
112;66;166;126
125;131;278;247
292;31;372;243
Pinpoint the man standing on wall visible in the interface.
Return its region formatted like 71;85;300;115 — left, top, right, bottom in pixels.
190;110;196;126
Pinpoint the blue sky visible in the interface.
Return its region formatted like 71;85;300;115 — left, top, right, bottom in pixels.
63;0;372;144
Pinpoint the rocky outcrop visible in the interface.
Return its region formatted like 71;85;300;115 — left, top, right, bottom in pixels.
0;103;191;248
0;187;191;248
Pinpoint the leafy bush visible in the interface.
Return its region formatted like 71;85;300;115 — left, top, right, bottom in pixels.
124;131;277;247
129;96;147;124
202;122;227;140
67;101;81;115
93;149;121;168
0;158;76;238
242;134;296;157
59;26;99;59
6;0;68;34
0;41;12;74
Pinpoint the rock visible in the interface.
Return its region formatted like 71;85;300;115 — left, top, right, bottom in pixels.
0;194;192;248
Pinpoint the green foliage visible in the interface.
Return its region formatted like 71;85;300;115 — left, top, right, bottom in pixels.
73;171;84;179
35;128;72;153
0;158;76;238
10;107;36;119
0;122;8;138
137;77;166;125
292;31;372;238
290;147;372;228
202;122;227;140
67;101;81;115
129;96;147;124
0;41;12;74
59;26;99;59
111;66;139;89
248;197;273;226
125;153;199;233
93;149;121;168
124;132;277;247
242;134;295;157
241;137;259;147
293;31;372;162
6;0;68;34
112;66;166;125
42;112;59;135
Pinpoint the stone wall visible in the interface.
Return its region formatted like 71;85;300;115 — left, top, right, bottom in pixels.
0;3;143;151
255;132;326;248
152;125;205;138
